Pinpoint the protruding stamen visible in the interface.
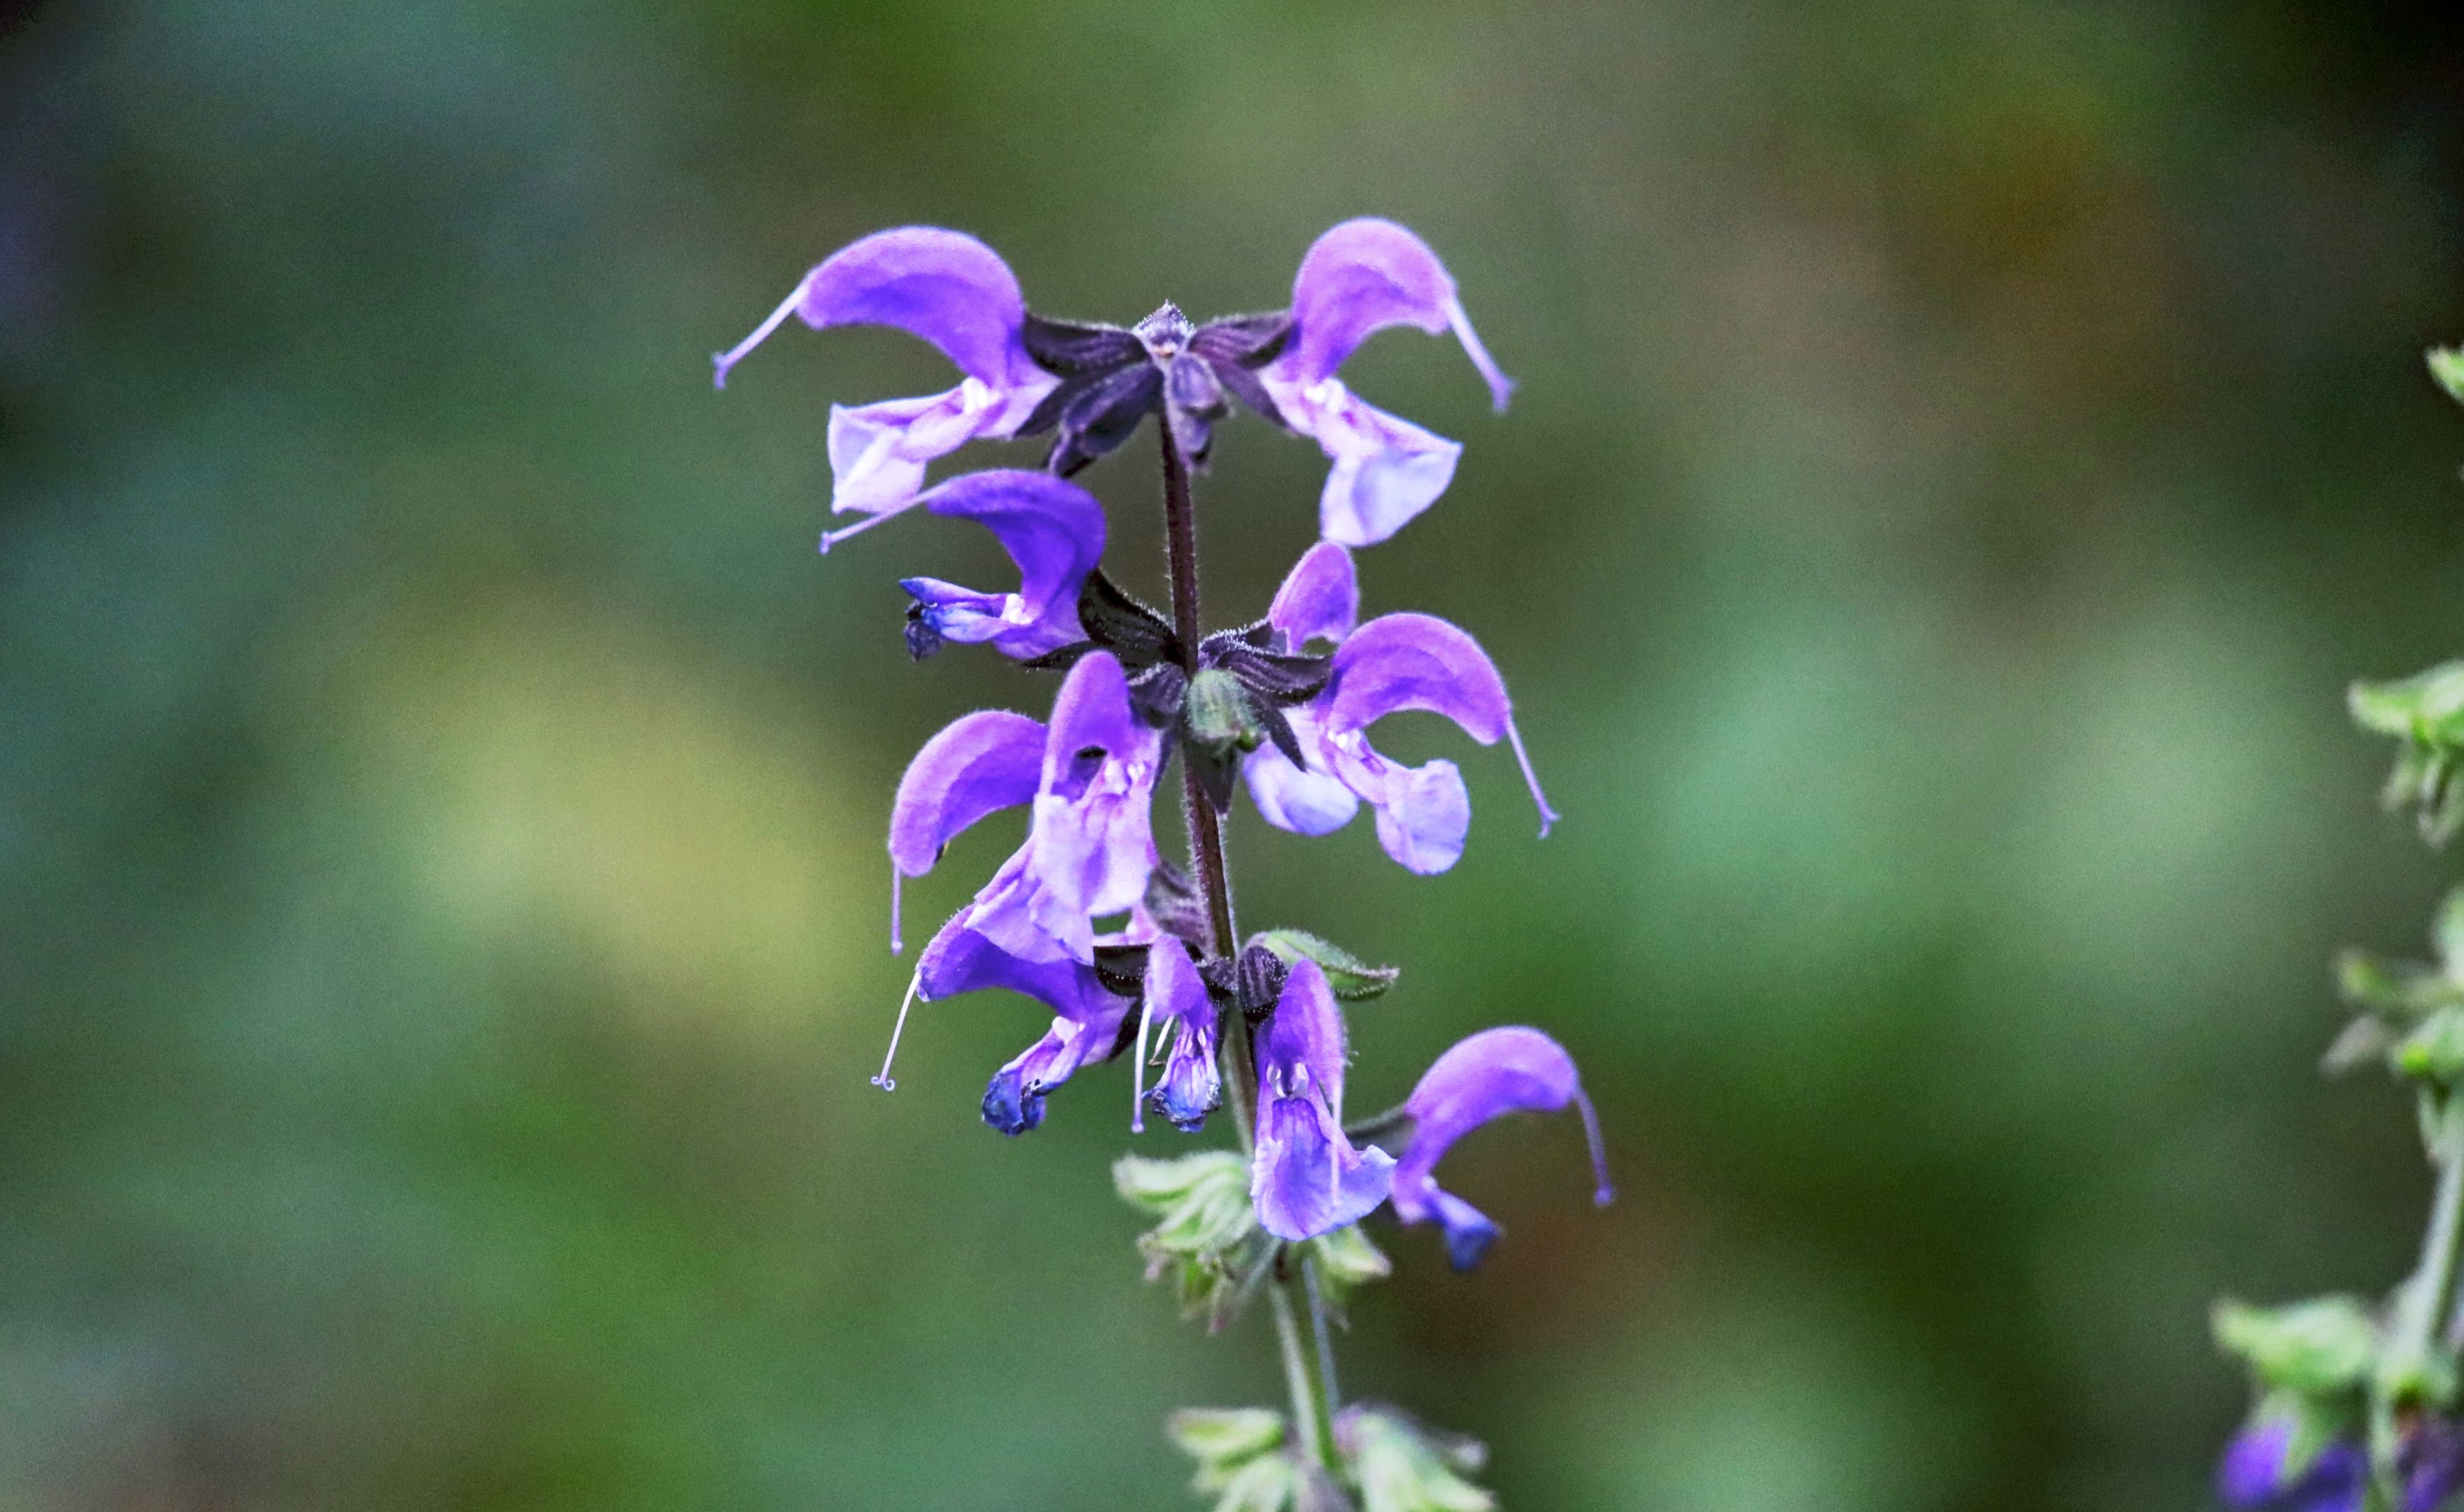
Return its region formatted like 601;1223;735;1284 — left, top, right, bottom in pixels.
1129;992;1155;1134
1447;298;1516;413
870;969;922;1091
889;864;904;955
712;283;806;391
819;498;924;555
1573;1085;1613;1206
1505;718;1559;838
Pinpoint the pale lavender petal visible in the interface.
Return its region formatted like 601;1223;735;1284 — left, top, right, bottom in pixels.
1283;218;1514;407
1388;1026;1610;1268
822;386;1008;520
888;707;1045;879
1243;738;1362;836
1251;1093;1395;1242
1267;540;1360;650
1030;652;1161;921
718;226;1043;391
982;1004;1132;1136
903;470;1106;658
1341;751;1469;874
1263;382;1461;548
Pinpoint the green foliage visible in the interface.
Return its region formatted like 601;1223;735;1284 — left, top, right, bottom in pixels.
1116;1151;1276;1331
1166;1410;1351;1512
1255;930;1402;1001
2351;665;2464;845
2430;346;2464;407
1307;1224;1393;1311
2213;1296;2379;1396
1337;1406;1497;1512
2333;889;2464;1089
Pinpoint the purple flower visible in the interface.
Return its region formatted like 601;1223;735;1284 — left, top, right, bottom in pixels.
1241;542;1557;874
1251;960;1395;1242
1388;1027;1612;1271
2214;1415;2464;1512
711;227;1060;546
1134;938;1221;1133
910;907;1143;1134
886;650;1162;964
898;470;1105;662
1256;219;1513;547
2218;1420;2367;1512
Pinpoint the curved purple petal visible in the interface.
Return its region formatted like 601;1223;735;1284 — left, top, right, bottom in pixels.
1328;613;1557;841
1259;383;1461;548
718;226;1043;391
889;710;1047;879
917;899;1123;1024
1390;1027;1612;1268
1282;219;1514;407
1268;540;1360;650
903;470;1106;659
821;386;1010;521
982;1003;1133;1136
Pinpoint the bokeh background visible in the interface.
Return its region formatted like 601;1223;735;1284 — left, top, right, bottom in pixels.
10;1;2464;1507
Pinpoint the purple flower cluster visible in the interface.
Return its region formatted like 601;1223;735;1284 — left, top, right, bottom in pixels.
720;218;1604;1265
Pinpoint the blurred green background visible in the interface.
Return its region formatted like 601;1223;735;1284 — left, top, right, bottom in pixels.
8;1;2464;1507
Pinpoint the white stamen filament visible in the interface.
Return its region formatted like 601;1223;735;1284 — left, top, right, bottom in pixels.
870;969;922;1091
711;283;806;390
889;863;904;955
818;496;924;554
1573;1086;1613;1206
1506;718;1559;838
1129;993;1155;1134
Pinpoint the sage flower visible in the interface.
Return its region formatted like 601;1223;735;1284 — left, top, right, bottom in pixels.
1135;937;1222;1134
1258;218;1514;547
1241;541;1557;873
1251;959;1395;1242
1388;1026;1612;1270
711;227;1059;544
886;650;1160;962
898;469;1105;662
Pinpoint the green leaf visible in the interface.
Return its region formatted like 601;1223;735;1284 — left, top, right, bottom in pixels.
1308;1224;1392;1308
1207;1452;1302;1512
2397;1009;2464;1086
1255;929;1401;1001
2430;346;2464;407
2213;1296;2379;1394
1167;1408;1286;1490
2351;664;2464;743
1118;1150;1248;1210
1340;1406;1496;1512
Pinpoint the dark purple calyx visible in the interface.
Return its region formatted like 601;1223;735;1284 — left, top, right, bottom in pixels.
1015;301;1290;475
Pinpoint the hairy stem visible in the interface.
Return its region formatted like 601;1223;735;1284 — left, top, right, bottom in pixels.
1157;421;1339;1470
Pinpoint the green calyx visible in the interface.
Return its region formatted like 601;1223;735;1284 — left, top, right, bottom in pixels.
1117;1151;1276;1331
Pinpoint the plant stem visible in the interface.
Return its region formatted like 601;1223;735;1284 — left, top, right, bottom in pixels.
2374;1096;2464;1509
1155;420;1340;1471
1269;1282;1328;1465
